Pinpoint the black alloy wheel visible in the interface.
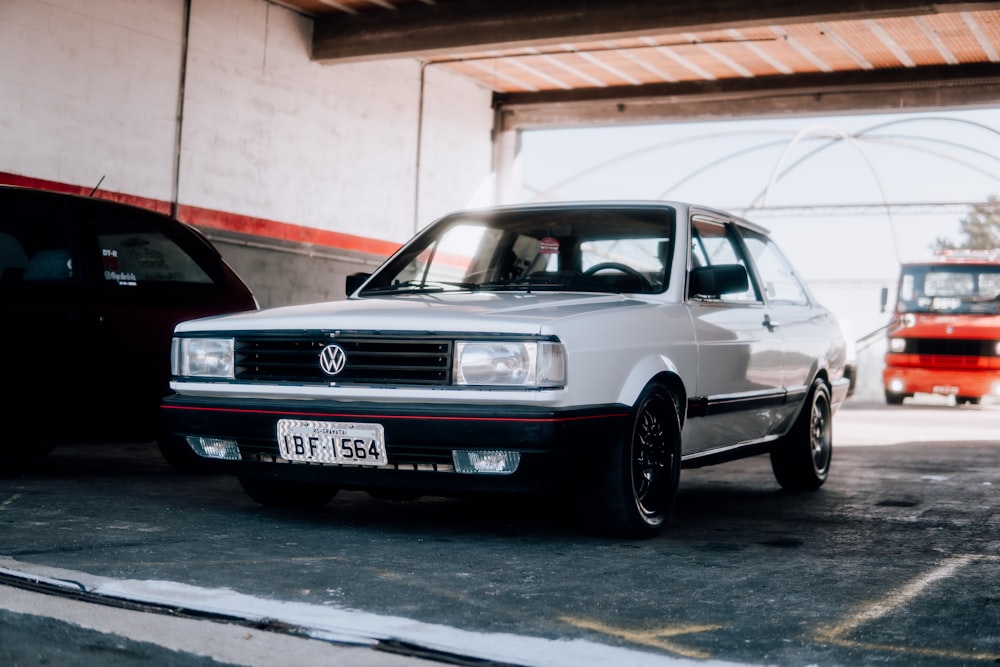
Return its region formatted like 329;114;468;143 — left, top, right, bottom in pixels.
771;378;832;491
590;384;681;538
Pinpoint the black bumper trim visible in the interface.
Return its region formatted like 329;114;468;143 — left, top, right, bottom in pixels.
161;396;630;494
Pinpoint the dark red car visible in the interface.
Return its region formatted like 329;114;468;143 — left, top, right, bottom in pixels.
0;186;257;467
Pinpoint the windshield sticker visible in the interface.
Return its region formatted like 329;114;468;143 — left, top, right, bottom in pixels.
102;248;137;286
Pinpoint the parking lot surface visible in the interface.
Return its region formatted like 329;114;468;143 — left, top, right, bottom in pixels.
1;400;997;666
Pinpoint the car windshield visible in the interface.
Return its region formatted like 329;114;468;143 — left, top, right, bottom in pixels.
897;264;1000;314
360;207;675;296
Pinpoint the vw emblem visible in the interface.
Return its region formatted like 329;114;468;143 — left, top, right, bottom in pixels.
319;344;347;376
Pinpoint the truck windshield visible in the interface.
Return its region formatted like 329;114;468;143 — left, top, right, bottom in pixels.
897;265;1000;314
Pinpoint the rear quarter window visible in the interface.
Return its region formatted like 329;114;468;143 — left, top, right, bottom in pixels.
99;231;212;286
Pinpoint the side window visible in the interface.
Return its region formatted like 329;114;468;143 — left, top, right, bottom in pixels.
0;200;75;284
740;229;809;306
690;218;759;302
96;217;212;287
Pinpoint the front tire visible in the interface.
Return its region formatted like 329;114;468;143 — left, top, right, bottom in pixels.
771;379;832;491
884;389;908;405
156;436;207;474
588;384;681;539
238;476;339;509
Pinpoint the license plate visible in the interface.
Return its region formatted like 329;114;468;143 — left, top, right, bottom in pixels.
276;419;387;466
932;385;959;396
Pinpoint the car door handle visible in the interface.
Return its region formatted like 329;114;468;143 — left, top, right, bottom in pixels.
763;314;780;331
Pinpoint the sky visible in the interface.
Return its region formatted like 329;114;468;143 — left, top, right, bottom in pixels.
517;107;1000;338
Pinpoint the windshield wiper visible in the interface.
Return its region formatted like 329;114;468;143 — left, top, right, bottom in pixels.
362;280;479;295
477;274;622;294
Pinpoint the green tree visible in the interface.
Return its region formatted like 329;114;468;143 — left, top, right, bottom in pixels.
934;196;1000;251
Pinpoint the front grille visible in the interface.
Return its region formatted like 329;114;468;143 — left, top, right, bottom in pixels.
913;355;989;369
909;338;997;357
234;333;452;385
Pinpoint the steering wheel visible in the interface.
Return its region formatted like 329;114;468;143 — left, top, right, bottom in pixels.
583;262;652;290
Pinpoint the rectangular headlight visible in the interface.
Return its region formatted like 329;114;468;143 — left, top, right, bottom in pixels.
171;337;235;378
453;340;565;387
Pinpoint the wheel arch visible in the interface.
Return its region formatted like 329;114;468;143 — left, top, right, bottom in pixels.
794;363;832;406
616;355;687;425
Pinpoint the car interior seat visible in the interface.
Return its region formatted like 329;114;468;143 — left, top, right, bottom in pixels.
24;248;72;281
0;232;28;280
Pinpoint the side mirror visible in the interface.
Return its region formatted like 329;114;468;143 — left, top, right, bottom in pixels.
690;264;749;298
880;286;889;313
345;272;371;295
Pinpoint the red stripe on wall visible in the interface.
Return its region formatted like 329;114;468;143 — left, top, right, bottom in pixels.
0;172;401;258
174;204;402;257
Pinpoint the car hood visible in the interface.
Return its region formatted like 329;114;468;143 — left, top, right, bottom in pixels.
174;291;656;336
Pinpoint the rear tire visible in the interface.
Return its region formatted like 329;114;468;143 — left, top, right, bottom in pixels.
238;476;339;509
771;379;832;491
588;384;681;539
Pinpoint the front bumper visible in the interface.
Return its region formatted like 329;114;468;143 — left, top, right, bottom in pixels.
161;395;630;494
883;360;1000;398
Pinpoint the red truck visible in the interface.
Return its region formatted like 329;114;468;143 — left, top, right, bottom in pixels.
884;250;1000;405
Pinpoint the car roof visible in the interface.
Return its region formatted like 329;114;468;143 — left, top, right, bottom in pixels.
434;200;771;236
0;184;171;217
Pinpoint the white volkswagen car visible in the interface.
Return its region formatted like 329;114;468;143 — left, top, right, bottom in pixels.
162;202;849;537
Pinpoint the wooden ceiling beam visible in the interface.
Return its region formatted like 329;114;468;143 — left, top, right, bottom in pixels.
312;0;997;62
493;62;1000;130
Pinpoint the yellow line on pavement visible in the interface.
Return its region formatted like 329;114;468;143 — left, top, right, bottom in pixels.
816;554;997;662
561;616;722;660
0;494;22;510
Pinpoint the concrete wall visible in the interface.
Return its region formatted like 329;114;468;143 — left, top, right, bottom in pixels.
0;0;496;307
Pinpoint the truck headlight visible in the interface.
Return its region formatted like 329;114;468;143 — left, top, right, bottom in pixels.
454;340;565;387
888;337;907;353
172;337;235;378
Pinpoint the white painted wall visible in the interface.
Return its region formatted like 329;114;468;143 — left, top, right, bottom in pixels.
0;0;496;246
0;0;186;198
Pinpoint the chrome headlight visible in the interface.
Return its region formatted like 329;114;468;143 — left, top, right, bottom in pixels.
454;340;566;387
171;337;235;378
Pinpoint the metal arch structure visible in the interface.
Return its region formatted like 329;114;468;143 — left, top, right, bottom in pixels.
519;117;1000;206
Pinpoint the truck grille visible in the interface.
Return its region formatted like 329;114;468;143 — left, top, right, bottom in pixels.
891;337;1000;370
234;333;452;385
910;338;997;357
